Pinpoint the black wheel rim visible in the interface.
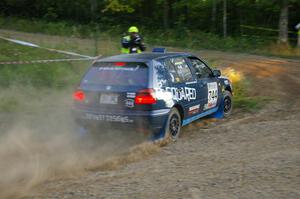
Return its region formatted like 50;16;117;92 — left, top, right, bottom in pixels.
169;114;180;138
224;96;232;113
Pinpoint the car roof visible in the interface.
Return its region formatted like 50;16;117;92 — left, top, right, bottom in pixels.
95;52;193;63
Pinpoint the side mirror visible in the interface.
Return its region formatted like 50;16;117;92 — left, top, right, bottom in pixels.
212;69;221;77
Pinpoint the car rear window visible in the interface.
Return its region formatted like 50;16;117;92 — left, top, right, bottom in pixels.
81;62;148;86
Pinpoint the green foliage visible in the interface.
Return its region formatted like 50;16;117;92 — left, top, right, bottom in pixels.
102;0;136;13
0;0;299;38
0;17;98;37
2;16;294;56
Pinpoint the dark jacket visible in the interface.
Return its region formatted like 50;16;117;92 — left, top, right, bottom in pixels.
121;34;146;53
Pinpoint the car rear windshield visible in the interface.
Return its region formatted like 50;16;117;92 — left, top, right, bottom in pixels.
81;62;148;86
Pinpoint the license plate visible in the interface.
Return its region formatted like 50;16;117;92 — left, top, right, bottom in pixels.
100;93;118;104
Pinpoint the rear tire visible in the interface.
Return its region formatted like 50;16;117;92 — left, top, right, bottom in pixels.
163;108;182;142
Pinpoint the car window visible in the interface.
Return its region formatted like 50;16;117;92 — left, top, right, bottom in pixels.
164;59;181;83
189;58;212;79
163;57;194;83
171;57;193;82
81;62;148;86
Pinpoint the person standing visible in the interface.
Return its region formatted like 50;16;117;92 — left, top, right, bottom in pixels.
121;26;146;54
296;23;300;48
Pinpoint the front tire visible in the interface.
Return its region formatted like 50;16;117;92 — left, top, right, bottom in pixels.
223;90;233;118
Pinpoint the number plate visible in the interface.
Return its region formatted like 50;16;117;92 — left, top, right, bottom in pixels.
100;93;118;104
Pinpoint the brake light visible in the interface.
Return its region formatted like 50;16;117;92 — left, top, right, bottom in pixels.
73;90;85;102
135;89;157;104
114;62;126;67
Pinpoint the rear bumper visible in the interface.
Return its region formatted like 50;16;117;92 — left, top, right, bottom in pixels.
72;107;170;133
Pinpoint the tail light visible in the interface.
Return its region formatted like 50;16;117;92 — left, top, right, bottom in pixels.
114;62;126;66
135;88;157;104
73;90;85;102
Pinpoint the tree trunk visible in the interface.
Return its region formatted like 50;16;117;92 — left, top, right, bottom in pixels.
163;0;169;29
90;0;97;21
223;0;227;38
278;0;289;44
211;0;217;33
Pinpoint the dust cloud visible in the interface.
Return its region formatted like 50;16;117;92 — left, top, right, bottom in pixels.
0;86;158;199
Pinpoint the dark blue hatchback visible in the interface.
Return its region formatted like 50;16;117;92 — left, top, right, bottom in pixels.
73;51;233;141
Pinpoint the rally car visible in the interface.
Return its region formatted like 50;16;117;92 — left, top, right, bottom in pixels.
72;49;233;141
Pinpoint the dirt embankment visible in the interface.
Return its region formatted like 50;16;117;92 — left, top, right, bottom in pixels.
0;47;299;199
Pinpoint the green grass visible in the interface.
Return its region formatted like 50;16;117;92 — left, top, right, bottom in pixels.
0;40;87;88
0;97;19;112
232;80;272;112
1;17;299;59
0;17;94;37
0;29;122;88
145;30;265;53
234;96;272;111
0;39;67;61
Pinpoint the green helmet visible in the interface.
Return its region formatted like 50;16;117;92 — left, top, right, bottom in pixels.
128;26;139;33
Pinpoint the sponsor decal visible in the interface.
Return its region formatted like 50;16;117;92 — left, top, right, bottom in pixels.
173;60;184;69
186;81;197;85
203;103;208;111
207;82;218;109
125;99;135;108
165;86;197;102
98;66;139;71
188;104;200;115
126;92;136;98
84;113;134;123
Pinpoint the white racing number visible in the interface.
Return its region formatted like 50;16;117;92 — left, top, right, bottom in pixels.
207;82;218;108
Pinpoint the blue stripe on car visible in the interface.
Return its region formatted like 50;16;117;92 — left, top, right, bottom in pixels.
182;107;218;126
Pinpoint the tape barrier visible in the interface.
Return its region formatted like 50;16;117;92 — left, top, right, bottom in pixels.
0;57;94;65
240;25;297;34
0;35;94;58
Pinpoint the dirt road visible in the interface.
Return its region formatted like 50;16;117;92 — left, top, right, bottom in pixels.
0;29;299;199
13;51;297;199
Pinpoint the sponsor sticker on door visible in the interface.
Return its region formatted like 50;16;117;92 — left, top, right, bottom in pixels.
188;104;200;115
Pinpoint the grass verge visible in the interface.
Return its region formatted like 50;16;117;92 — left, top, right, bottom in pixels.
232;79;272;112
0;17;299;59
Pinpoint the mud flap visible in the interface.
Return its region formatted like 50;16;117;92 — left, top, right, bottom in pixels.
210;96;224;119
151;118;168;141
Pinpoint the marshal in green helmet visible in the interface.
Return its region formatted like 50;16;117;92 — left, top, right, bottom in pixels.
121;26;146;54
128;26;139;33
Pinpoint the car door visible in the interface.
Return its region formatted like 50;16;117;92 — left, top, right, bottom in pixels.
187;57;222;113
163;56;201;119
